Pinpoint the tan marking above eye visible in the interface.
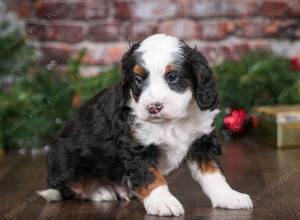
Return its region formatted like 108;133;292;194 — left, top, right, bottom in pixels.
133;64;144;76
165;64;176;74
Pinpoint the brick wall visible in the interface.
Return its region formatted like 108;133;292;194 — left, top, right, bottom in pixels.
8;0;300;74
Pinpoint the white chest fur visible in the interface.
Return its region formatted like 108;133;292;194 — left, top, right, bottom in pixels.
132;102;219;175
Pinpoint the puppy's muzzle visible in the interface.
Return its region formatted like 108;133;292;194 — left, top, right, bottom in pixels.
146;102;163;114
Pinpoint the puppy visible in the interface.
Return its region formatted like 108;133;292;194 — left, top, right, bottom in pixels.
38;34;253;216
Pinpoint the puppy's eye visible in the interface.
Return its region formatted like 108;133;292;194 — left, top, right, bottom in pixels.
135;76;143;85
167;73;178;82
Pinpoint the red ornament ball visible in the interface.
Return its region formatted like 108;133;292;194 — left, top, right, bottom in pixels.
291;57;300;71
223;108;249;134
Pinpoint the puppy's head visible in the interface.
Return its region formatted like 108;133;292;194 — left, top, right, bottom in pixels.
121;34;218;124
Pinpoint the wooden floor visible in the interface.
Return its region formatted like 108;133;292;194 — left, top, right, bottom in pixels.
0;138;300;220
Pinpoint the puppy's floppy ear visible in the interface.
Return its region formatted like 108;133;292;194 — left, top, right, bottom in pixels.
119;56;130;107
186;46;218;111
118;42;141;107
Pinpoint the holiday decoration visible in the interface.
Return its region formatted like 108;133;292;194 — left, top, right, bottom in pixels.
0;51;119;151
223;108;251;135
214;50;300;136
254;105;300;148
214;50;300;112
291;57;300;71
0;2;33;88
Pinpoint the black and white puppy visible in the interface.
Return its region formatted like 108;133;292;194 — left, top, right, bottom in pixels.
38;34;253;216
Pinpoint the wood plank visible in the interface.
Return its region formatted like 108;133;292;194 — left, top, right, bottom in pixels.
0;138;299;219
0;155;47;220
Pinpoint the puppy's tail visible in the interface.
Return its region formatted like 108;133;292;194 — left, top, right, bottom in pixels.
37;189;62;202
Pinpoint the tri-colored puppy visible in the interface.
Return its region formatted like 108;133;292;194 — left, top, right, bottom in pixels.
39;34;253;216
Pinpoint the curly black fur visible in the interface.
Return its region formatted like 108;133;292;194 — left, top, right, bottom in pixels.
187;131;222;169
46;42;162;199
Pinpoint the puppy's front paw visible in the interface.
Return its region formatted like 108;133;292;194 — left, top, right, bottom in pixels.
143;185;184;216
210;189;253;210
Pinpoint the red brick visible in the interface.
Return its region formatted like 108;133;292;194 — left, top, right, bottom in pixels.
100;43;128;65
187;40;253;63
265;20;298;37
35;1;70;19
277;20;299;39
69;1;107;19
249;40;270;49
235;19;265;38
124;22;157;41
39;43;74;64
115;0;179;20
263;0;290;18
236;19;299;38
289;0;300;17
8;0;34;18
220;43;251;61
294;29;300;39
264;20;281;36
83;43;128;65
158;19;197;40
192;43;236;63
114;1;132;19
26;22;47;40
89;22;120;42
47;23;85;43
35;1;107;20
187;0;259;18
234;43;251;57
198;20;233;40
199;45;223;63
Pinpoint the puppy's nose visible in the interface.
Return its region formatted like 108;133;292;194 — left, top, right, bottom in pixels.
147;102;163;114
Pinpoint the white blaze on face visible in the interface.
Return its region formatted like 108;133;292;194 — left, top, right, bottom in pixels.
134;34;193;122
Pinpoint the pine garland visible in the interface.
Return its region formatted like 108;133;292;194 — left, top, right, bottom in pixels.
0;2;33;88
214;50;300;111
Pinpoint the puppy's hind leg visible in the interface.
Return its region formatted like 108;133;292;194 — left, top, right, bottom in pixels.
71;179;126;202
88;184;133;202
89;186;118;202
